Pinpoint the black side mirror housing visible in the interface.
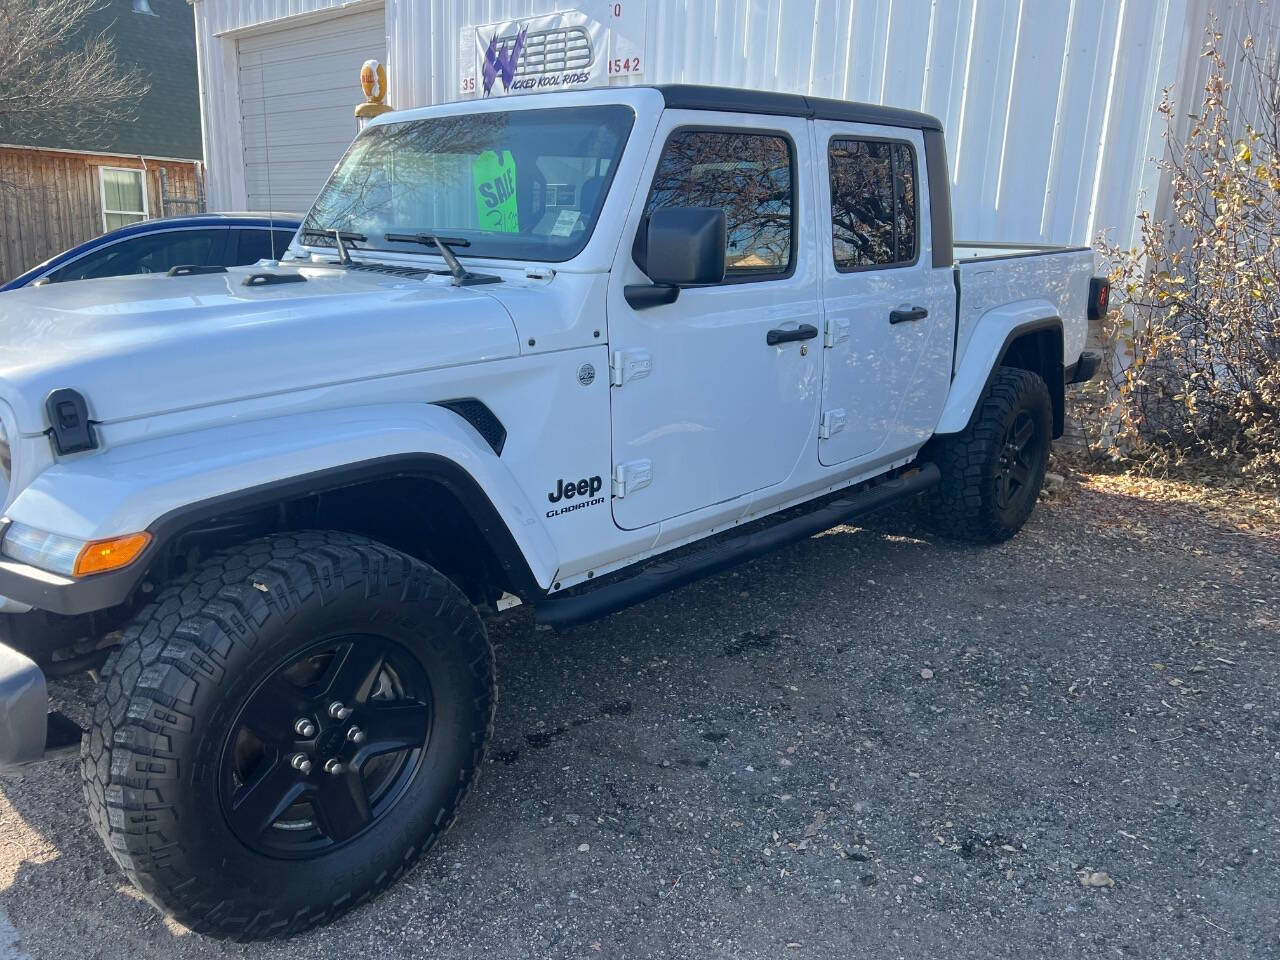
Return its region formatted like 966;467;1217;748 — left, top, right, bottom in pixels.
626;207;727;309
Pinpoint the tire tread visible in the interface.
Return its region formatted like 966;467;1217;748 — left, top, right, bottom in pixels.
924;366;1052;543
81;531;495;941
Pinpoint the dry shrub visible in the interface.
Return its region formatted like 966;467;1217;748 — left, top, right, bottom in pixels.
1093;26;1279;487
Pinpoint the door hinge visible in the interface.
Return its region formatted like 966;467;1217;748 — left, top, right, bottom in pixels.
819;408;848;439
824;317;850;348
612;459;652;498
610;349;652;387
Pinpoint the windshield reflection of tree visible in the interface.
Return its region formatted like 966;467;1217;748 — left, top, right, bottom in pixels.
306;114;512;244
645;132;793;272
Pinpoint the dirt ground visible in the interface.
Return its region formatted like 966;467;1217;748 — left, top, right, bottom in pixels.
1;467;1277;960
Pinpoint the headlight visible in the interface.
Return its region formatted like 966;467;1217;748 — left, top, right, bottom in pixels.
0;522;151;577
1;522;83;575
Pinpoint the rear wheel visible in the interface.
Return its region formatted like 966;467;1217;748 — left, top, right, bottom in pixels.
924;366;1053;543
81;531;495;940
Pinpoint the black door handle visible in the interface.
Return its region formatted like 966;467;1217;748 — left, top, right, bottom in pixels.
766;323;819;346
890;306;929;324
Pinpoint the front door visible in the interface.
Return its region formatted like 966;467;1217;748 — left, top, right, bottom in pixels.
812;122;954;466
606;114;821;530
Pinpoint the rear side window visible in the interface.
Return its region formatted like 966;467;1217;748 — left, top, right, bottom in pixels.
643;129;794;278
828;139;917;270
233;228;296;265
273;229;298;256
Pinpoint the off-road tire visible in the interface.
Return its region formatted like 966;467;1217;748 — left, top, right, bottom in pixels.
924;366;1053;543
81;531;495;941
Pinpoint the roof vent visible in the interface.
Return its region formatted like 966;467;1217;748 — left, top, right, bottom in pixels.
132;0;158;16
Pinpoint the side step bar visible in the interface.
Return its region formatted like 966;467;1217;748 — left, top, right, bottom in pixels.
535;463;940;629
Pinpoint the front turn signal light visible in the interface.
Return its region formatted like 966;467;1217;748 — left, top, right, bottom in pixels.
74;532;152;577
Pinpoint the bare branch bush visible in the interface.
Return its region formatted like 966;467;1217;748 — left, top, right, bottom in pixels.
0;0;148;152
1093;24;1280;487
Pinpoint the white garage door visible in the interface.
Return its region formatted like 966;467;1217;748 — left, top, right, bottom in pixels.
238;8;385;213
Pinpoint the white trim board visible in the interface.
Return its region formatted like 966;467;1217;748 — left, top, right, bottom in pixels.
0;143;201;165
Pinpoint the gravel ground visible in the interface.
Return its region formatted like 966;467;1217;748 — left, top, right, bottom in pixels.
0;468;1277;959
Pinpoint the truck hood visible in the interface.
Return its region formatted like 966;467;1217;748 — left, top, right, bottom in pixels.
0;264;520;434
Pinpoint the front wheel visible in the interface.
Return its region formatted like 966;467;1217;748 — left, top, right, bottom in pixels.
923;366;1053;543
81;532;495;940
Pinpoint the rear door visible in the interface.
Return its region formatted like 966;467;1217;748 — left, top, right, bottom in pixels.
606;114;821;531
813;123;954;466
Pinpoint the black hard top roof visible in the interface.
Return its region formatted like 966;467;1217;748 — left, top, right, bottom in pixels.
653;84;943;132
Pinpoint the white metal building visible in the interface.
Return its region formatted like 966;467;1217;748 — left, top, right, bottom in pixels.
189;0;1276;247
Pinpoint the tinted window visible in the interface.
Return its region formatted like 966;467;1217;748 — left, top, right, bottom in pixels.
50;229;225;282
233;228;295;265
272;229;297;257
643;130;793;277
828;139;917;270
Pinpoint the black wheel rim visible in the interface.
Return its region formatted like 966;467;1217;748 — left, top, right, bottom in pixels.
218;634;433;859
995;410;1038;511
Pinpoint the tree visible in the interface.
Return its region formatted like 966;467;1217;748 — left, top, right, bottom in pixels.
0;0;148;152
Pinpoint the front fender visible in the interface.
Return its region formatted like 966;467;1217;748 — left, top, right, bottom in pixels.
0;404;558;614
934;301;1062;435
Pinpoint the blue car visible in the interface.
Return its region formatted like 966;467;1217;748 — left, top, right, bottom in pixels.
1;213;303;290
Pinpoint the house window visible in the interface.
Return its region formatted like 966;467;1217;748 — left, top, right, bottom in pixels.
99;167;148;231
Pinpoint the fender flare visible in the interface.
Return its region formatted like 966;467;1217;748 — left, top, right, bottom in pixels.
935;304;1063;435
0;404;557;615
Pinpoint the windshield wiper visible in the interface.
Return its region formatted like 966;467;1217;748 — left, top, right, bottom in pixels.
383;231;500;287
301;227;367;264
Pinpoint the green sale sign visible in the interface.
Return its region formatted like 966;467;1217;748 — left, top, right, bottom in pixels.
473;149;519;232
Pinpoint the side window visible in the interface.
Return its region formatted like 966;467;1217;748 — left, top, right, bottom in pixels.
50;230;225;282
828;139;917;270
643;129;794;278
233;228;283;265
272;229;298;257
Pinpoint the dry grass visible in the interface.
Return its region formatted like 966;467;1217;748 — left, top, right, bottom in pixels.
1048;453;1280;548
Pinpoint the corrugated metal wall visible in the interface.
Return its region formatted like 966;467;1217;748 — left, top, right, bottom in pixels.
1175;0;1279;142
195;0;1269;249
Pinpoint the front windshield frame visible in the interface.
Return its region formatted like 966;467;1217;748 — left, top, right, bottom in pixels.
299;104;636;265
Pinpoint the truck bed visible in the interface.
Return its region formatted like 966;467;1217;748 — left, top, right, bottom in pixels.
952;241;1094;373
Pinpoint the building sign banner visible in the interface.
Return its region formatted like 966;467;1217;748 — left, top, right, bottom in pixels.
459;2;645;99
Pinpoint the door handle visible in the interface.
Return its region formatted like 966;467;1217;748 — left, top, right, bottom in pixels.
889;305;929;324
766;323;819;346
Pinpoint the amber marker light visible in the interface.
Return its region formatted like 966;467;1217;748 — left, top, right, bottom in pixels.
73;532;152;577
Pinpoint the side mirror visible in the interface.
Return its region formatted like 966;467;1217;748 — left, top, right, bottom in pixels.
626;207;726;309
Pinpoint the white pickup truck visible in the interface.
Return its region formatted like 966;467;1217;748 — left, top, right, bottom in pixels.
0;85;1105;939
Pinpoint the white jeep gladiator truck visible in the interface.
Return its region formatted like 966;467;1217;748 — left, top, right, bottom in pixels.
0;86;1106;939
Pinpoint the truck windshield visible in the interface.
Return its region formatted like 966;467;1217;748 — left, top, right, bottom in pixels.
301;105;634;264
